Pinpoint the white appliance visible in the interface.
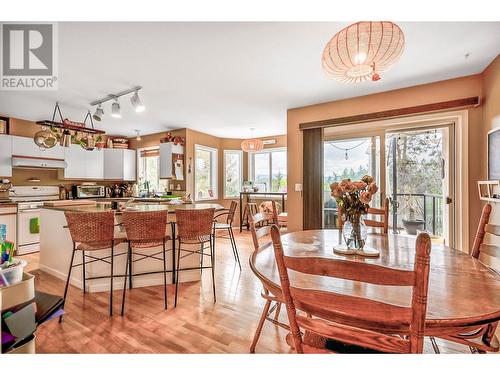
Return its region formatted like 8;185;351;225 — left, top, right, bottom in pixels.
0;204;17;249
9;186;60;255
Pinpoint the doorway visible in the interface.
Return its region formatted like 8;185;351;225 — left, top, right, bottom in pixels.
323;123;455;248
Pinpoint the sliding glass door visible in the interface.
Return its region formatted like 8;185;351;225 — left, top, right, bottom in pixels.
323;136;381;229
323;123;455;247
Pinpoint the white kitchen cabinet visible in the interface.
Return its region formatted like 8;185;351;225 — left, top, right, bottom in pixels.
85;149;104;179
0;135;12;177
104;148;136;181
63;144;103;179
12;135;64;159
159;142;184;179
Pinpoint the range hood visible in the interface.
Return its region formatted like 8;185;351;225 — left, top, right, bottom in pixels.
12;156;67;169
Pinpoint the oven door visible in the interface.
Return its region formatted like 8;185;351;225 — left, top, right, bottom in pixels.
17;208;41;254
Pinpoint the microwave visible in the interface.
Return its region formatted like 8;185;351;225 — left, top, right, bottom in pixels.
73;185;105;199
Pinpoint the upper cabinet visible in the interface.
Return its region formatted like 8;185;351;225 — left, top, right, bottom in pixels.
63;144;104;180
159;142;184;180
104;149;136;181
0;135;12;177
12;135;64;159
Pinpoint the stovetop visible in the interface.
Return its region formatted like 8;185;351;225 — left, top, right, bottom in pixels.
9;185;60;203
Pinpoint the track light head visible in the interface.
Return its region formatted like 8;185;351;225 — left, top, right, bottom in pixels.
93;104;104;121
130;90;145;112
111;99;121;118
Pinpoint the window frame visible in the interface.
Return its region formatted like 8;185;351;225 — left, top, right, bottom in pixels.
137;146;163;194
223;149;243;199
194;144;219;201
248;147;287;193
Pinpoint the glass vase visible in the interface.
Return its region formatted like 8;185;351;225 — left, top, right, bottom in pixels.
342;214;367;250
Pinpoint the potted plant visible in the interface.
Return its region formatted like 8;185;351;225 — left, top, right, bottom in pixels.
401;194;425;235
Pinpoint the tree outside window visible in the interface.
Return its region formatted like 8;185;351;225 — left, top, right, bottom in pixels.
195;145;218;200
224;150;242;198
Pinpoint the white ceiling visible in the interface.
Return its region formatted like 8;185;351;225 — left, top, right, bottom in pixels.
1;22;499;138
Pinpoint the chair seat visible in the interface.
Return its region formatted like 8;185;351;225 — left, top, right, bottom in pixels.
76;238;126;251
129;236;171;248
214;222;231;229
178;235;211;244
286;332;385;354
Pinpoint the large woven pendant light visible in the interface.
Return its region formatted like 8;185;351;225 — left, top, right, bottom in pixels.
241;128;264;152
322;21;405;83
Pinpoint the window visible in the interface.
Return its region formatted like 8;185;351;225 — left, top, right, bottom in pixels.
223;150;243;198
137;147;168;195
249;148;287;193
195;144;218;200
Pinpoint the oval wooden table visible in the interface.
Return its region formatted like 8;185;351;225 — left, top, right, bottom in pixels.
250;229;500;347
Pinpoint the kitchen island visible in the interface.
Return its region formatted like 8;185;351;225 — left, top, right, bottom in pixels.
39;202;224;292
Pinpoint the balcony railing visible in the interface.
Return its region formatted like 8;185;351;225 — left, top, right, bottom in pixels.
392;193;444;236
323;192;445;237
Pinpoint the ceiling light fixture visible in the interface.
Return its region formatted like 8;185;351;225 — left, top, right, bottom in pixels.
130;90;145;112
322;21;405;83
93;104;104;121
135;130;141;141
90;86;144;119
241;128;264;153
111;99;121;118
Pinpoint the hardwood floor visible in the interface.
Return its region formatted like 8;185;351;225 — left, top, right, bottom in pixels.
20;231;493;354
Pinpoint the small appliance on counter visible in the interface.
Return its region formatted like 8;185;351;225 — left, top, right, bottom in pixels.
106;183;134;198
106;184;125;198
71;184;106;199
0;179;13;203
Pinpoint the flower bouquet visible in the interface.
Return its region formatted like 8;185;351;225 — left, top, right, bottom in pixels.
330;175;380;256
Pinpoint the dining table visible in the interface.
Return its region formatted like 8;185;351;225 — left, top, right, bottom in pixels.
250;229;500;350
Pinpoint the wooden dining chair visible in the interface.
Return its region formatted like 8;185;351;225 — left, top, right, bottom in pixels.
338;197;390;234
430;203;499;353
270;224;432;354
247;204;289;353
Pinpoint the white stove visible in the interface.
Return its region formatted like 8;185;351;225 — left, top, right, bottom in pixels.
9;186;60;255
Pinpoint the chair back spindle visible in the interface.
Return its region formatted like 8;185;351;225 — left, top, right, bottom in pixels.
471;204;500;270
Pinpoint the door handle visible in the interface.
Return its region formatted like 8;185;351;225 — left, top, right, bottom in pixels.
445;197;452;205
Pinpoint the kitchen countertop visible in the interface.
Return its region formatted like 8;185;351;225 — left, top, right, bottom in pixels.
42;202;224;213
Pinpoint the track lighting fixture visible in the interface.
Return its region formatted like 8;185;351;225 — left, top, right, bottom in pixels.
130;90;145;112
93;104;104;121
111;99;121;118
90;86;144;120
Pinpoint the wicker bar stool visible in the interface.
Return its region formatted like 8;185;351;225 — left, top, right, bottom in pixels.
120;210;174;315
212;201;241;270
174;208;216;307
61;211;125;320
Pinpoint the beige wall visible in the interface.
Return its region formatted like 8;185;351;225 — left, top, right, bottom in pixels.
480;54;500;268
287;74;485;249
